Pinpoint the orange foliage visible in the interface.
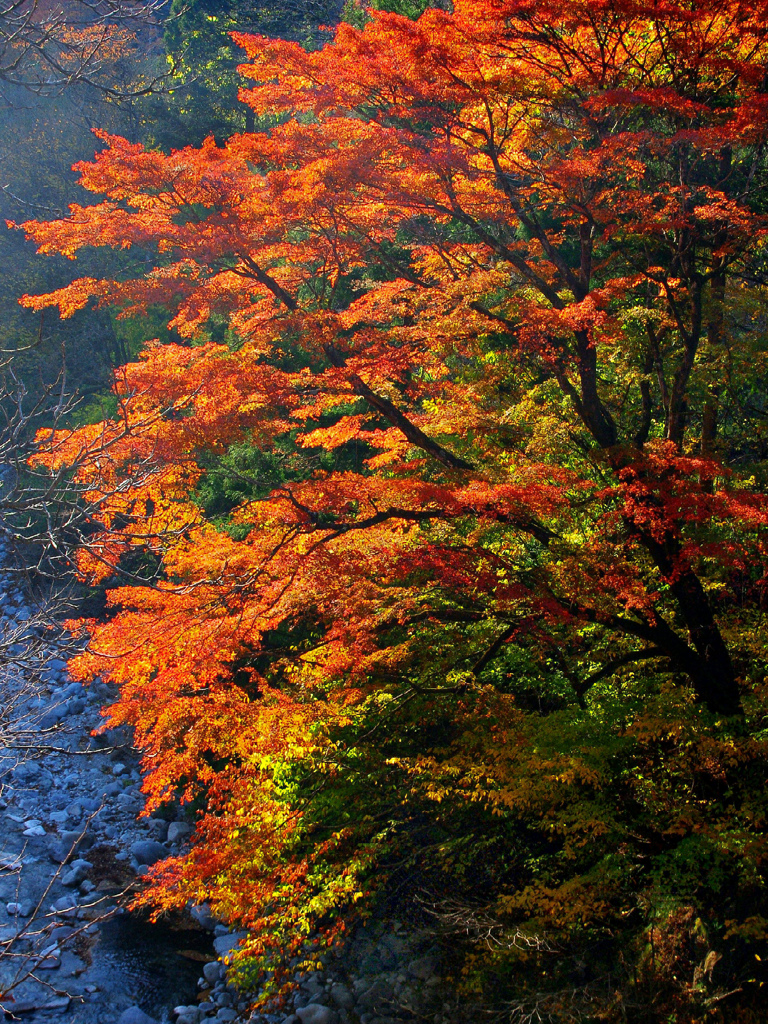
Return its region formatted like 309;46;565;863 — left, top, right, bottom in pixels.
19;0;768;1014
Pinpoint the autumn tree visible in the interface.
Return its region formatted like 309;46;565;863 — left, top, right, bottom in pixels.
0;0;169;100
16;0;768;1018
151;0;345;147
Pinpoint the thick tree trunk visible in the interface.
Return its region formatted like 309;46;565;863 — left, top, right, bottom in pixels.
574;331;617;448
641;530;742;715
565;356;742;715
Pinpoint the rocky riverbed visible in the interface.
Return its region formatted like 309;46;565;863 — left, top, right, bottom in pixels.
0;535;218;1024
0;536;460;1024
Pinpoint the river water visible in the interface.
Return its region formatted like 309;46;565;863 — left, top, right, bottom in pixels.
87;915;214;1020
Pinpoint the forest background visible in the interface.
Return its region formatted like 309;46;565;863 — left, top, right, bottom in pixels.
3;1;768;1023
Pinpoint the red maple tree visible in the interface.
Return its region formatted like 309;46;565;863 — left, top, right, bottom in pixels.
16;0;768;1014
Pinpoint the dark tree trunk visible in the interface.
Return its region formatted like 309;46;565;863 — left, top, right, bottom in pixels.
640;530;742;715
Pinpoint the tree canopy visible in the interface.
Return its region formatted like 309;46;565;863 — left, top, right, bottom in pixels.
18;0;768;1019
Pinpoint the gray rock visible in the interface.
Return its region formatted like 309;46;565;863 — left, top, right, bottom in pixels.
203;960;224;984
48;829;94;864
62;858;92;886
42;996;71;1013
0;1000;37;1015
329;985;354;1011
357;980;394;1011
167;821;193;844
192;903;218;931
213;931;247;956
58;950;86;976
174;1010;201;1024
380;933;409;956
5;753;33;777
130;839;167;866
40;709;64;729
174;1006;200;1020
43;925;75;948
6;900;33;917
117;1007;161;1024
295;1008;338;1024
408;954;439;980
36;942;62;969
216;1011;238;1023
52;895;78;920
148;817;170;841
65;800;83;820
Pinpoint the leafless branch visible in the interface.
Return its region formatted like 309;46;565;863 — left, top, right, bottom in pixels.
0;0;170;100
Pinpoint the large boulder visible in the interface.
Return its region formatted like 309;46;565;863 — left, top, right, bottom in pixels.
130;840;167;866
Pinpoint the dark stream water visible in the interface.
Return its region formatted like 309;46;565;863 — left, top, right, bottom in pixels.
88;914;214;1021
